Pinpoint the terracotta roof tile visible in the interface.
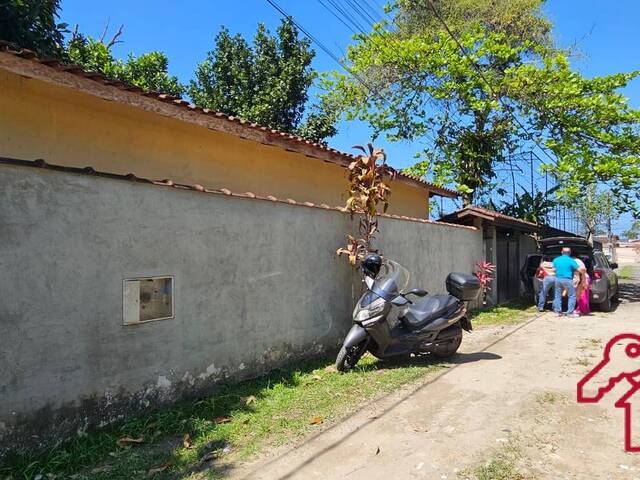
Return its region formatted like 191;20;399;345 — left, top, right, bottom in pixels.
0;41;458;199
0;156;476;231
440;205;538;229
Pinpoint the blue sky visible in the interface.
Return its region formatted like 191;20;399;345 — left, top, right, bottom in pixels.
59;0;640;232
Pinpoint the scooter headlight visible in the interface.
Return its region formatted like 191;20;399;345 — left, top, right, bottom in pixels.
354;297;386;322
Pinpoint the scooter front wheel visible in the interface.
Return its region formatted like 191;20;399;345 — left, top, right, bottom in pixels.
335;342;366;372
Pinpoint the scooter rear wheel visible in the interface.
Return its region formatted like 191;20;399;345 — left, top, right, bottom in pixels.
431;334;462;358
335;342;366;372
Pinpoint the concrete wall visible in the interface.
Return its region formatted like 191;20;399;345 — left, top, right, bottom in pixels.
0;68;429;218
0;164;480;449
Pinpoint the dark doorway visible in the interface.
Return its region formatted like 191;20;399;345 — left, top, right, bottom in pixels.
496;230;521;303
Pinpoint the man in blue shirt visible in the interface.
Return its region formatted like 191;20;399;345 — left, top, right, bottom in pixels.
552;247;585;317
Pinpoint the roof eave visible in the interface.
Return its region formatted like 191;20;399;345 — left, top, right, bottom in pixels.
0;46;458;199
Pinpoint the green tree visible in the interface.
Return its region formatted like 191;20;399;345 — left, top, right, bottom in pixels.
326;2;640;211
623;220;640;240
512;56;640;209
574;187;619;242
394;0;551;45
329;26;535;204
494;185;559;224
189;19;335;141
66;31;184;97
0;0;67;56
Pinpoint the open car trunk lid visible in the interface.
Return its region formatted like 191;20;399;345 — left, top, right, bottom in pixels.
539;237;592;257
540;236;595;273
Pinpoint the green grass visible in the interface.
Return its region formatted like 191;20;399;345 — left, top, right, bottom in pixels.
474;458;526;480
469;300;537;328
0;354;445;480
470;438;529;480
1;301;536;480
618;265;637;280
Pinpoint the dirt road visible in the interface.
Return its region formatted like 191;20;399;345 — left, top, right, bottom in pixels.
232;273;640;480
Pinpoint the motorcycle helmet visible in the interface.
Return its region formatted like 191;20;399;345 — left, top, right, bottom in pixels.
361;253;382;278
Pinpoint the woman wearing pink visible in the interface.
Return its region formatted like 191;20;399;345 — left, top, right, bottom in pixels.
574;258;591;315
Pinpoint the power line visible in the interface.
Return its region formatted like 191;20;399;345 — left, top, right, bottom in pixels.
424;0;558;167
264;0;385;107
360;0;386;23
316;0;360;35
345;0;378;27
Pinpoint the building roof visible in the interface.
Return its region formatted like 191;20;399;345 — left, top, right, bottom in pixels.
0;156;474;230
439;205;539;231
0;41;458;199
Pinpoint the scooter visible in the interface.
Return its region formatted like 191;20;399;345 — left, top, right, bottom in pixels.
335;254;481;371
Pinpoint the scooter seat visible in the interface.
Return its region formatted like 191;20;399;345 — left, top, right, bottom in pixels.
401;294;459;330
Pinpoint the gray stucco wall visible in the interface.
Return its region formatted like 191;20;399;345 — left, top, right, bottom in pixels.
0;164;481;449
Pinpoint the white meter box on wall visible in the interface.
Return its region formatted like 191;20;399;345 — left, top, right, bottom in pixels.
123;276;174;325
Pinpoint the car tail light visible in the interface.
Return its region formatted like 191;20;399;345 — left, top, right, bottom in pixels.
593;269;603;280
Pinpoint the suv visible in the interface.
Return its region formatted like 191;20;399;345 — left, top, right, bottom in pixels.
521;237;619;311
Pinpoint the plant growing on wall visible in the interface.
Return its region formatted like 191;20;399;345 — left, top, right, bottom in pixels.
474;260;496;305
337;144;396;265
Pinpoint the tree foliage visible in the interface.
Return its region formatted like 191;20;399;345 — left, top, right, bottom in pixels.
0;0;67;56
337;144;396;265
623;220;640;240
393;0;551;45
574;187;618;241
325;0;640;212
189;19;335;141
66;31;184;97
493;185;559;224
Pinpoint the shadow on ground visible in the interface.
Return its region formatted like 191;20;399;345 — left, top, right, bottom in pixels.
618;279;640;304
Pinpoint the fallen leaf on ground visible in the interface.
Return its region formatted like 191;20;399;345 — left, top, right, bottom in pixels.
148;463;170;476
324;366;338;373
214;416;231;424
116;436;144;447
242;395;257;405
310;416;323;425
182;433;193;449
312;374;322;381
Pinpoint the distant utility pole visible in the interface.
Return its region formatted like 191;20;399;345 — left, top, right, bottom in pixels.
607;216;617;263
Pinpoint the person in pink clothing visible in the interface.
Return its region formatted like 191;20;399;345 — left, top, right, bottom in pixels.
574;257;591;315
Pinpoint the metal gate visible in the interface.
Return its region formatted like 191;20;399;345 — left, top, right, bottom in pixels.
496;232;521;303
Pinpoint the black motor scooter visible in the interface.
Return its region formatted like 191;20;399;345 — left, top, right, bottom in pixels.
336;254;481;371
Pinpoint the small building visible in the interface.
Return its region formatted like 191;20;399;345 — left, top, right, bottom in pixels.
440;206;539;304
0;41;457;219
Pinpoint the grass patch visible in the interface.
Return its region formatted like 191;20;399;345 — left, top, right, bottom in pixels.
0;354;444;480
578;338;602;351
469;300;536;328
467;437;530;480
474;458;526;480
535;391;566;405
618;265;637;280
573;357;591;367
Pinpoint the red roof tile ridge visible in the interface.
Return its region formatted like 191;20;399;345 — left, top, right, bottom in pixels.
0;155;476;230
459;205;538;226
0;42;458;197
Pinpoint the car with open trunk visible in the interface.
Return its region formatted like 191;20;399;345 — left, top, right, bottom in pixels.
521;237;619;311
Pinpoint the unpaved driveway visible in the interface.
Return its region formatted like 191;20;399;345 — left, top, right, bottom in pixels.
230;273;640;480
